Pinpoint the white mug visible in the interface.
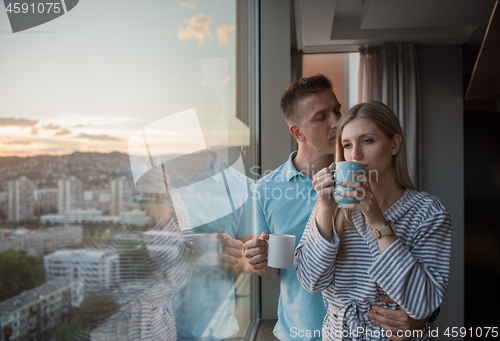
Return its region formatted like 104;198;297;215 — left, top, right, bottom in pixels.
193;233;221;266
267;234;296;269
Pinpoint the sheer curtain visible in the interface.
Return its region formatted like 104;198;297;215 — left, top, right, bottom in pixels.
358;43;421;189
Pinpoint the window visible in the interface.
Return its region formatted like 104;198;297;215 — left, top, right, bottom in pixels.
1;1;258;340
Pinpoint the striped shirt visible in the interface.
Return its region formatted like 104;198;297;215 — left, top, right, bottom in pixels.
92;192;194;341
295;190;452;340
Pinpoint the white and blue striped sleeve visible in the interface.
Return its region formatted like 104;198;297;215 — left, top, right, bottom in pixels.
295;209;340;294
367;206;452;319
148;192;194;290
146;218;194;290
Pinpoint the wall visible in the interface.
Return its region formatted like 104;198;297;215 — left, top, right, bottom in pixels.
418;45;464;339
302;54;346;112
260;0;292;319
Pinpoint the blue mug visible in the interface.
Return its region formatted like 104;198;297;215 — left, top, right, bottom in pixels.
331;161;366;205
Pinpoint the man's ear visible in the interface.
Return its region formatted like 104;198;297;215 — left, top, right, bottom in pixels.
391;134;402;155
289;124;306;142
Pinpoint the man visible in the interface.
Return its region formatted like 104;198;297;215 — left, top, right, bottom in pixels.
245;74;431;340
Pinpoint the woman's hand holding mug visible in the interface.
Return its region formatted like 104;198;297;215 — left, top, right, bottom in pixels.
312;163;337;210
336;171;386;230
337;171;398;254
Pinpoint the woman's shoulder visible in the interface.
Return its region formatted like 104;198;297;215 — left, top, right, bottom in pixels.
404;189;449;218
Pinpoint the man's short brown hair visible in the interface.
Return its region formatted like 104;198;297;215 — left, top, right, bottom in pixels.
280;74;333;124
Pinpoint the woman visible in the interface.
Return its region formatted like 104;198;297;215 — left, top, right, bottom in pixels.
89;170;194;341
295;101;452;340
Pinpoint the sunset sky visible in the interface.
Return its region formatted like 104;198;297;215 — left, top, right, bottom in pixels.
0;0;248;157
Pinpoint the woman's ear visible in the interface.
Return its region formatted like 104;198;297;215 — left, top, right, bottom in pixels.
391;134;402;155
289;124;306;142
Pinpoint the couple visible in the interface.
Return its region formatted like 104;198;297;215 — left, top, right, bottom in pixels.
245;75;452;340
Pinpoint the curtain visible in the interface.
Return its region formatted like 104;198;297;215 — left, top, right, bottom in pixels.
358;43;421;189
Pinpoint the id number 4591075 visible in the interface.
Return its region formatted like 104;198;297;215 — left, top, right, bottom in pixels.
444;327;498;338
5;3;62;14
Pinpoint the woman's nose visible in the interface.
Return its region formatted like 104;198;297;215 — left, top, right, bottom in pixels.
352;144;363;161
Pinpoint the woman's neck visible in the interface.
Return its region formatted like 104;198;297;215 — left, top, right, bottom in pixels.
370;170;405;214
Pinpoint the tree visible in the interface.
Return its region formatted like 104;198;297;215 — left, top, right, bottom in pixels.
56;316;89;341
0;249;46;301
77;296;119;330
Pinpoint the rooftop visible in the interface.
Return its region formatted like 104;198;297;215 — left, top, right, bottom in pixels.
45;249;117;259
0;279;77;316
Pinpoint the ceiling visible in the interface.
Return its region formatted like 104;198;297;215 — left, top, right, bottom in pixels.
294;0;497;53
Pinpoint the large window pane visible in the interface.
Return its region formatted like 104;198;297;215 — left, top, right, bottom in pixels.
0;1;258;340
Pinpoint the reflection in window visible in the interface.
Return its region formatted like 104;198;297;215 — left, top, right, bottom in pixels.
0;0;258;340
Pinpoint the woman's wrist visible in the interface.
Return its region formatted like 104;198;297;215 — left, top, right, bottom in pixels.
318;205;334;222
367;213;389;230
316;204;334;241
369;219;387;231
318;201;335;213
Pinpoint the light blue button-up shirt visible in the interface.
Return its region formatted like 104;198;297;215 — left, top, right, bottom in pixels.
253;151;327;341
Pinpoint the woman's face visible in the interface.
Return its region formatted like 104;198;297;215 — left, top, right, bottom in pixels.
340;117;399;178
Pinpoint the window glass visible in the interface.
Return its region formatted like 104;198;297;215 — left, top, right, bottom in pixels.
0;1;257;340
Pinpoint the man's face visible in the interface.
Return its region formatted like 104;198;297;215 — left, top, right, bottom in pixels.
295;89;341;155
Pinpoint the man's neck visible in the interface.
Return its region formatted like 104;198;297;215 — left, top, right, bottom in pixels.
293;148;332;179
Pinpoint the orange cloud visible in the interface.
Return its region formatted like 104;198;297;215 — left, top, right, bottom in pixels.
217;23;236;45
43;123;63;130
179;13;213;44
74;133;121;141
54;128;72;136
0;117;38;128
3;140;31;145
178;0;198;9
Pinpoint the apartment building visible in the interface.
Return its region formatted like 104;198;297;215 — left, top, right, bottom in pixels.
57;177;83;214
40;209;150;227
0;226;82;257
7;177;35;222
44;250;119;295
0;192;8;220
0;279;83;341
83;190;111;213
33;189;58;216
110;179;124;216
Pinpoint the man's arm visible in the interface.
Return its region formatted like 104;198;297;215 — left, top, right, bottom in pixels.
366;295;432;341
244;231;279;279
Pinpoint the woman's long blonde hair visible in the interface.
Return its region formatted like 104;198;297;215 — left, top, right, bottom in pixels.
312;101;416;251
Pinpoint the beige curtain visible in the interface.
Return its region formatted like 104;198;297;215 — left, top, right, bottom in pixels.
358;43;421;189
